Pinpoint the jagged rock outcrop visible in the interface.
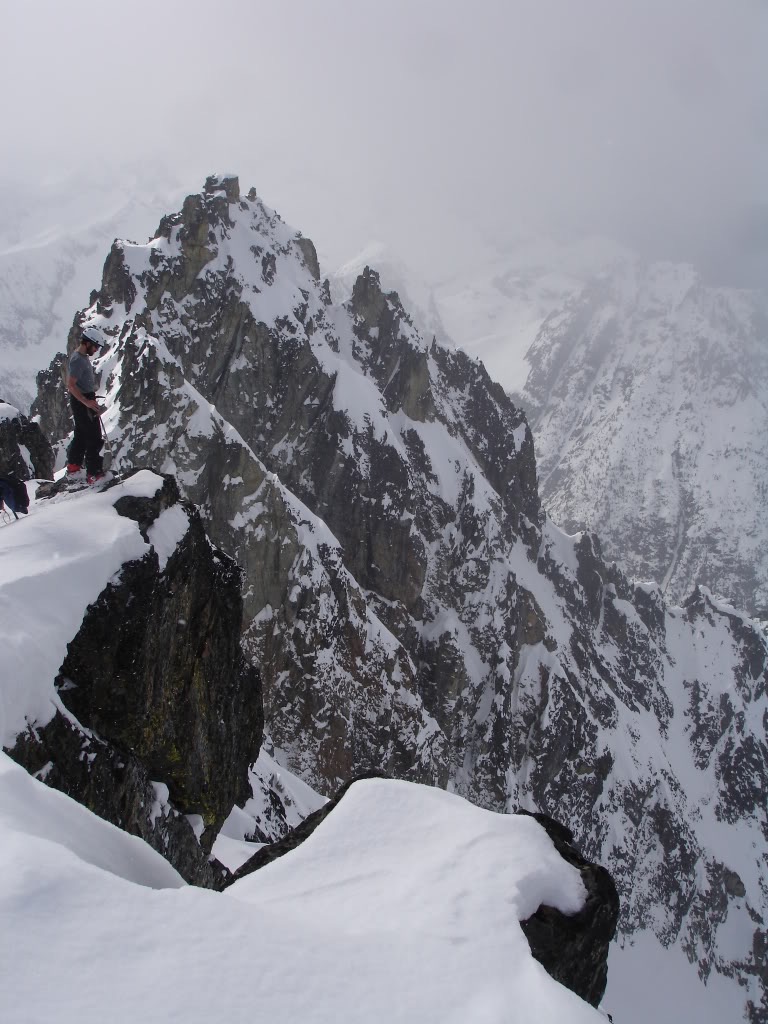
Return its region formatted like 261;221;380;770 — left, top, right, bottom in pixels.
0;401;54;479
7;472;263;886
518;810;619;1007
33;177;768;1020
10;712;231;888
30;354;71;449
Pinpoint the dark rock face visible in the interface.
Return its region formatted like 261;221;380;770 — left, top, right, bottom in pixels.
30;354;71;449
7;472;263;885
519;810;619;1007
0;403;55;479
10;711;231;889
295;236;321;281
59;476;263;835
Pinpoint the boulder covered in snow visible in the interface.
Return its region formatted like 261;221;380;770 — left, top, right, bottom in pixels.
3;469;263;886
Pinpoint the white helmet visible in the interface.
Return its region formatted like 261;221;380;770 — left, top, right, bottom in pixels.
81;327;106;350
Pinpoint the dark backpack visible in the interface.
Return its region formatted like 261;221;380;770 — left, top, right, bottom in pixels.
0;474;29;518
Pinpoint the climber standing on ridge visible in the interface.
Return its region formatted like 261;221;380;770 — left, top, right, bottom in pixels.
66;327;107;485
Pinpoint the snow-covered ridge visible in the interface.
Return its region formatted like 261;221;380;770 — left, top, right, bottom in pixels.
0;401;21;421
0;752;607;1023
0;450;614;1021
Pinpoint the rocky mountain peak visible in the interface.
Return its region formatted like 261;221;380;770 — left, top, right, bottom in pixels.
0;400;54;480
205;172;240;202
350;265;388;328
30;177;768;1022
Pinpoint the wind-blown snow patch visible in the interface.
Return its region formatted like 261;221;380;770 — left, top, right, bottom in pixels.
0;752;183;888
147;504;190;570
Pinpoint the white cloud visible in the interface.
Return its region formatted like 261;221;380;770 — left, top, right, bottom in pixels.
2;0;766;283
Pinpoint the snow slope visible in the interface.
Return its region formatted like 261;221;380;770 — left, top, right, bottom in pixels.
0;754;604;1023
0;466;609;1024
1;476;762;1024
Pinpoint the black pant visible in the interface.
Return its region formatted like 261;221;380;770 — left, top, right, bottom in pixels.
67;394;103;475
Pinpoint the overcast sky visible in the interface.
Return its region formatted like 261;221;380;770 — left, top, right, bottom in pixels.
2;0;766;285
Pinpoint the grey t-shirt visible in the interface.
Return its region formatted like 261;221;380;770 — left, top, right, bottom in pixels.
69;350;96;394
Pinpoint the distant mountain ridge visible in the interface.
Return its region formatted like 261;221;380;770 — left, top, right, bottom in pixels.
337;243;768;617
31;176;768;1023
512;258;768;617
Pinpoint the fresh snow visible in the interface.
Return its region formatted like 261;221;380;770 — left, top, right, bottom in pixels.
0;471;168;747
0;400;21;421
0;460;606;1020
0;751;607;1024
0;430;605;1023
147;503;190;570
0;753;184;889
